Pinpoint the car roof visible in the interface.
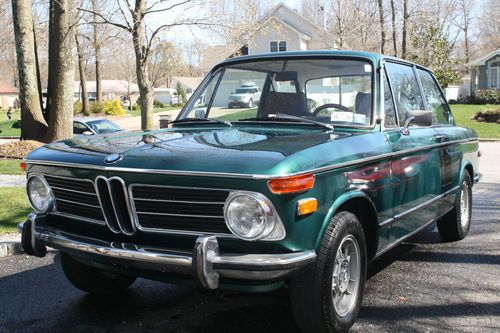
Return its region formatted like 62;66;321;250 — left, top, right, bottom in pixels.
218;50;430;72
73;117;107;124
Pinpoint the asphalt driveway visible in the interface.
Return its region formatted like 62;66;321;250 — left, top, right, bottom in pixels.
0;143;498;333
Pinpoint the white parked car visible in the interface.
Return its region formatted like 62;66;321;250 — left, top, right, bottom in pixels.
227;82;261;108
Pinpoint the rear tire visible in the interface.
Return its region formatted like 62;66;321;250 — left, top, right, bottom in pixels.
437;171;472;241
290;211;367;333
60;253;136;295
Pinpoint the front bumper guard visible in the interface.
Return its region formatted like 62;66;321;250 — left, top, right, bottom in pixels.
19;214;316;290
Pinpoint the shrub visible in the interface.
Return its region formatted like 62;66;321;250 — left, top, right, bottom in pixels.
73;100;82;115
459;89;500;104
91;101;105;114
472;109;500;123
153;99;165;108
132;103;139;111
104;100;126;116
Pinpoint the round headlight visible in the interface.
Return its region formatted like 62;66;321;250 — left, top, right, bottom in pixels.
224;191;283;241
27;175;54;213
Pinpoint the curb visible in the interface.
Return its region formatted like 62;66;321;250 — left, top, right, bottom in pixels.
478;139;500;142
0;241;24;257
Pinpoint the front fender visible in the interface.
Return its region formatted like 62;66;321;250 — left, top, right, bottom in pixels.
314;190;377;251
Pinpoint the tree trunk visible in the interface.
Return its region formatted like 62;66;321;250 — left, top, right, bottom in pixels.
390;0;397;56
92;0;102;102
378;0;386;54
402;0;408;59
11;0;47;141
132;0;154;130
44;0;75;142
75;34;88;115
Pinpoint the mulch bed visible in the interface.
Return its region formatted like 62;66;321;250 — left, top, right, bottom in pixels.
0;140;44;159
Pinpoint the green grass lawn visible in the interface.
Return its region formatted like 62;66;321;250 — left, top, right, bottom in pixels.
0;159;24;175
0;110;21;137
215;108;258;121
450;104;499;139
0;187;30;234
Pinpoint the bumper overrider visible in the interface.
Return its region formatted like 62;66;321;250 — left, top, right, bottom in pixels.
19;213;316;290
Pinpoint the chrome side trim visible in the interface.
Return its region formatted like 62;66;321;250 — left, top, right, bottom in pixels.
26;138;479;179
378;186;459;228
374;205;454;259
394;186;459;221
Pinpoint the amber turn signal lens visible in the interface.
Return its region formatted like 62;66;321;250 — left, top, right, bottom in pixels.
267;174;315;195
297;198;318;216
20;162;26;172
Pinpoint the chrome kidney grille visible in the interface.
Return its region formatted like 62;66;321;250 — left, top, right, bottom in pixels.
95;176;135;235
41;175;232;236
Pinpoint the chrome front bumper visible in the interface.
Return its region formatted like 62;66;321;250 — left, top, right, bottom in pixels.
19;214;316;290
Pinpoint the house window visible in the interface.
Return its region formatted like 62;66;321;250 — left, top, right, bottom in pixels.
490;61;500;89
270;41;287;52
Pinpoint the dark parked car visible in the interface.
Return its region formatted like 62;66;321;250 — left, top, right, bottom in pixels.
73;117;124;135
20;51;479;333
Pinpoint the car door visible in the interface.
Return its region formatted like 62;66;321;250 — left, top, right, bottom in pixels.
416;68;463;216
384;61;442;241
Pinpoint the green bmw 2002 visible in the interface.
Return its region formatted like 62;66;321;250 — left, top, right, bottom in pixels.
20;51;480;332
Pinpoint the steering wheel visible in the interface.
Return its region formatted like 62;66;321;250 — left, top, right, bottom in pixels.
312;103;351;116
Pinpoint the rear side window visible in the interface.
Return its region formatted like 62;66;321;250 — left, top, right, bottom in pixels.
417;69;451;125
385;62;424;126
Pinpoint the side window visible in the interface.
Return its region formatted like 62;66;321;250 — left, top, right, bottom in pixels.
383;71;397;127
417;69;451;125
385;62;424;126
73;122;87;134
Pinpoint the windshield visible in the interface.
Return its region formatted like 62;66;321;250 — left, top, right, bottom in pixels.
234;88;255;94
87;120;122;134
179;58;373;127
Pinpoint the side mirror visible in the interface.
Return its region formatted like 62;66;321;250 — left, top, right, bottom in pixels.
194;108;206;119
82;130;94;136
401;110;432;135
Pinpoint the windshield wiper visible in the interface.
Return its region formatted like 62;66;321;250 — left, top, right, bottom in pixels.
169;118;232;127
274;113;335;130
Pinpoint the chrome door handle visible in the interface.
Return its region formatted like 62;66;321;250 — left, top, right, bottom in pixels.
433;135;447;143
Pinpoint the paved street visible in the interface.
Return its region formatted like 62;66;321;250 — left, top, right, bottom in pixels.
0;144;498;333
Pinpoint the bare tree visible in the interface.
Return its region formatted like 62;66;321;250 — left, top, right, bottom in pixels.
402;0;408;59
79;0;208;130
390;0;397;56
11;0;47;140
477;0;500;54
75;33;89;115
44;0;76;142
377;0;386;54
453;0;473;66
148;41;184;88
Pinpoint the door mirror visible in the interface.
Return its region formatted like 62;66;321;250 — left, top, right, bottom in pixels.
402;110;432;135
194;108;206;119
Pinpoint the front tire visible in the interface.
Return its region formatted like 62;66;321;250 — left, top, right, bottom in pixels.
290;211;367;333
60;253;136;295
437;171;472;241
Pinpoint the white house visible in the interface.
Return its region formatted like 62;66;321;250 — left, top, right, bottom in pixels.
74;80;139;103
198;3;334;75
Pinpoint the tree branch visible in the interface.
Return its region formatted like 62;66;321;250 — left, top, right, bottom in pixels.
144;0;193;16
77;7;132;32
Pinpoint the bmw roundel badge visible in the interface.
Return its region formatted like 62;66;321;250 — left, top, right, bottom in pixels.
104;153;123;164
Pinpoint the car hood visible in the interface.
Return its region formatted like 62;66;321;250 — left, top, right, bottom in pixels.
27;126;385;177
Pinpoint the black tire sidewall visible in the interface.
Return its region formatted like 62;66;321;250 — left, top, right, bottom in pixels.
319;212;367;331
